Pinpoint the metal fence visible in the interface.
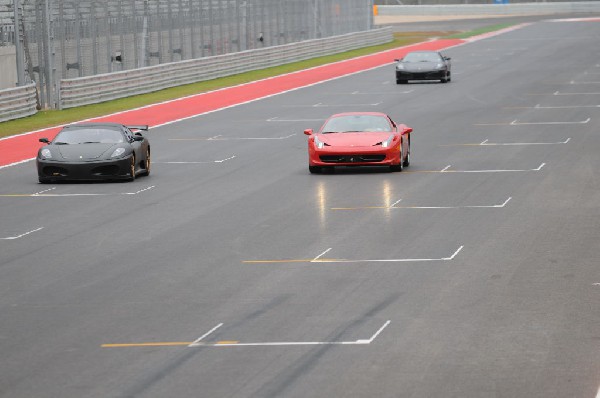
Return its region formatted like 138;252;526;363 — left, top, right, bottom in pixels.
3;0;375;109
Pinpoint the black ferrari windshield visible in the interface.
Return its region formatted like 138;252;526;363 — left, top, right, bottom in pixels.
321;115;392;133
53;128;125;145
402;52;442;63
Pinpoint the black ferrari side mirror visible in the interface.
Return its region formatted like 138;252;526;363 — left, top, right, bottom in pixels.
133;135;144;142
39;138;49;143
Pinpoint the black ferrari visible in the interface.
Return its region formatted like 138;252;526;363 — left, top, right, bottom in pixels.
395;50;451;84
37;122;151;183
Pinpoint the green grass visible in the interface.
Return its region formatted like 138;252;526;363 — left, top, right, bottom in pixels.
0;26;514;139
444;23;516;39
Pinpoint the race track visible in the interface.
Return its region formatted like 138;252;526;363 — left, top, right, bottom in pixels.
1;18;599;398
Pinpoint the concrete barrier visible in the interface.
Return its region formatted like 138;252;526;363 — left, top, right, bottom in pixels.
0;82;38;122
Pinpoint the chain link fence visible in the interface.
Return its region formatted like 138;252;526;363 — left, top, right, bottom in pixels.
1;0;374;108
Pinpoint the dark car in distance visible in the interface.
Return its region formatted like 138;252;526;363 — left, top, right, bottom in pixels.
36;122;151;183
395;51;451;84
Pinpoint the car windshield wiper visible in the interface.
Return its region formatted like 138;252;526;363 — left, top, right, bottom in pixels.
53;142;69;145
81;141;101;144
321;131;339;134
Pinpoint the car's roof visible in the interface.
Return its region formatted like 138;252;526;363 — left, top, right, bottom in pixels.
406;50;439;54
328;112;389;118
62;122;125;130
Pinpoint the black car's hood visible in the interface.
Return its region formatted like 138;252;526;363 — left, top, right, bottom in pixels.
401;61;440;72
57;143;115;160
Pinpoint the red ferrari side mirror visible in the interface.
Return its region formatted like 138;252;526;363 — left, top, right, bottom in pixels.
402;127;413;135
304;129;313;136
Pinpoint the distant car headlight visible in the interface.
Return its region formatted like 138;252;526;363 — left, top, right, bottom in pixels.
313;135;325;149
436;63;445;69
111;148;126;158
40;148;52;159
381;135;394;148
396;63;405;70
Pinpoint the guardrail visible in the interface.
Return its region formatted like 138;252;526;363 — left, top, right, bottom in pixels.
59;27;392;109
0;83;37;123
377;1;600;16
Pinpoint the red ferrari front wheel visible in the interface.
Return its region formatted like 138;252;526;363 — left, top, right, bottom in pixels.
309;166;322;174
390;151;403;172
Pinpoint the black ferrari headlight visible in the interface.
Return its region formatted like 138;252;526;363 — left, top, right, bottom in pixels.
40;148;52;159
396;63;405;71
111;148;126;158
436;63;445;69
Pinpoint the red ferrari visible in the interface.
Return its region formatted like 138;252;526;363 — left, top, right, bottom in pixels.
304;112;412;173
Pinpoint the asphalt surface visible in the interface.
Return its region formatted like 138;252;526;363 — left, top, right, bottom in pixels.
1;18;600;398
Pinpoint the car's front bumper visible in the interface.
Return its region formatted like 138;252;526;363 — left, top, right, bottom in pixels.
37;156;132;181
396;70;446;81
308;145;400;167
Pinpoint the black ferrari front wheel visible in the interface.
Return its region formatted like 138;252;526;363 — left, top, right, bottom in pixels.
141;148;151;176
128;155;136;181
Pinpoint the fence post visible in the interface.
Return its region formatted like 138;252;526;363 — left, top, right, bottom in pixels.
13;0;26;86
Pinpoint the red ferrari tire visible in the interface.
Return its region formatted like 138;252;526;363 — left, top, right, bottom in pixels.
309;166;322;174
403;144;410;167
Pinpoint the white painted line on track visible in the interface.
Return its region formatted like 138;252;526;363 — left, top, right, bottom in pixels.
324;90;414;95
1;227;44;240
395;197;512;209
0;186;156;197
506;104;600;110
281;102;386;108
245;246;465;264
312;245;464;263
553;91;600;96
447;138;571;146
333;197;512;210
267;117;325;122
312;248;333;262
189;323;224;347
510;118;590;126
34;187;56;195
390;199;403;208
168;134;291;141
571;80;600;85
200;320;392;347
157;156;236;164
439;164;545;173
0;158;35;170
476;119;590;126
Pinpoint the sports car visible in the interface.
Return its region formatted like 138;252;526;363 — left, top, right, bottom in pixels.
37;122;151;183
395;50;451;84
304;112;412;173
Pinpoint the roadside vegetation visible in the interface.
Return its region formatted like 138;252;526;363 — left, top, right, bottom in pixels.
0;26;513;139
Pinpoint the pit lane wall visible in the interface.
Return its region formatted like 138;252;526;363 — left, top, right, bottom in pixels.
58;27;392;110
377;1;600;17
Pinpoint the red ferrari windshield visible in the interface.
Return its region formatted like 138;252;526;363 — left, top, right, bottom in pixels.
321;115;392;133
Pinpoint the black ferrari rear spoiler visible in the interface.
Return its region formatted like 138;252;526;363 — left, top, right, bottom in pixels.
127;125;149;131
